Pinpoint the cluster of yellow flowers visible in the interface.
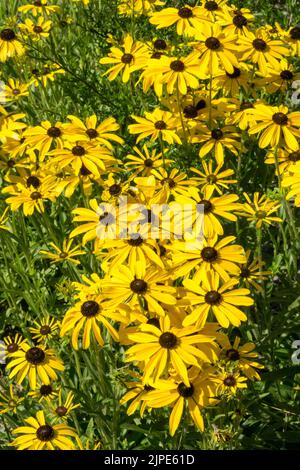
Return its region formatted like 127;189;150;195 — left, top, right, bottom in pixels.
0;0;298;450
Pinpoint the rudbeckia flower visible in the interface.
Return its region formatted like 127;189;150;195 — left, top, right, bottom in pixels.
0;78;30;102
19;17;52;41
282;164;300;207
212;63;251;97
23;121;65;159
211;368;247;397
51;391;80;420
248;104;300;151
6;343;64;389
29;383;59;403
28;316;60;343
118;0;165;17
235;250;271;292
192;125;240;164
40;239;85;265
0;384;24;415
256;59;300;94
126;315;217;386
11;410;77;450
5;177;57;216
183;271;253;328
237;192;282;228
222;6;254;35
99;34;149;83
265;146;300;174
197;0;228;21
125;144;168;176
18;0;60;16
0;28;25;62
102;261;177;316
191;161;236;198
128;108;181;145
149;5;207;36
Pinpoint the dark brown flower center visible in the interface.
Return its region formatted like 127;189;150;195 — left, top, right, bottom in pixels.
289;151;300;162
147;317;160;328
36;425;55;442
0;29;16;41
226;348;240;361
183;105;198;119
130;279;148;294
170;60;185;72
40;384;53;396
25;347;45;364
178;7;193;18
252;38;267;51
80;164;92;175
144;384;154;391
207;174;217;183
201;247;218;262
290;26;300;40
199;199;213;213
255;210;267;219
72;145;85;156
121;53;133;64
240;102;254;111
27;176;41;188
205;1;218;10
151;51;162;59
161;177;176;188
144;158;153;167
205;37;221;50
33;26;43;34
81;300;100;317
40;325;51;335
153;39;167;50
226;67;241;78
59;252;68;259
159;332;177;349
177;382;194;397
233;14;248;28
272;112;288;125
7;159;15;168
128;235;144;246
12;88;20;95
109;183;122;196
86;128;98;139
7;343;19;353
205;290;222;305
211;128;223;140
240;267;251;278
280;70;294;80
30;191;42;200
155;120;167;130
223;375;236;386
55;406;67;417
196;99;207;110
47;126;61;138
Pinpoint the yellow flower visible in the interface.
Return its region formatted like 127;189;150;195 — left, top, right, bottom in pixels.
183;271;253;328
28;315;60;343
51;391;80;420
11;410;77;450
282;163;300;207
211;368;247;397
118;0;165;17
256;59;300;94
19;17;52;40
0;79;30;102
40;239;85;265
128;108;181;145
236;250;271;292
0;385;24;415
191;161;236;198
237;192;282;228
6;344;64;389
126;316;217;386
30;64;65;87
0;333;27;359
212;63;251;97
0;28;25;62
248;104;300;151
222;6;254;35
265;147;300;174
5;177;57;216
18;0;60;16
149;5;207;36
192;125;240;165
28;383;59;403
120;374;155;417
99;34;149;82
23;121;65;160
125;144;168;176
63;115;123;150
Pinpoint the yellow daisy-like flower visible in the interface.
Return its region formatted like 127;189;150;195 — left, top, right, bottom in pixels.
183;271;253;328
28;316;60;343
5;177;57;216
6;344;64;389
218;335;264;380
120;374;155;417
237;192;282;228
151;167;196;199
143;53;205;96
11;410;77;450
211;368;247;397
19;17;52;41
256;59;300;94
265;147;300;175
118;0;165;17
0;79;30;103
0;384;24;415
60;294;121;349
128;108;181;145
193;23;239;75
125;144;168;176
212;63;251;97
238;29;288;75
63;115;123;150
23;121;65;159
40;239;85;265
28;383;59;403
282;164;300;207
0;28;25;62
222;7;254;35
248;104;300;151
126;316;217;386
30;64;65;87
99;34;149;83
102;261;177;316
145;367;218;436
149;5;207;36
18;0;60;16
192;125;240;165
52;391;80;420
236;250;271;292
197;0;228;22
191;161;236;198
170;235;246;281
0;333;27;359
